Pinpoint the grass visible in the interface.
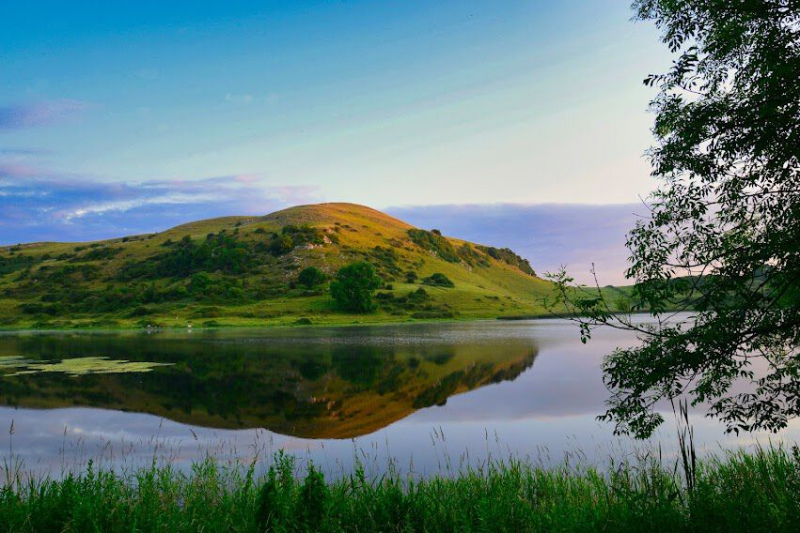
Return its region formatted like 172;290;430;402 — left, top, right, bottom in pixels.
1;444;799;532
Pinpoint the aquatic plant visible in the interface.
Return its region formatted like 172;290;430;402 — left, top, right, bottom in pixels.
0;356;173;377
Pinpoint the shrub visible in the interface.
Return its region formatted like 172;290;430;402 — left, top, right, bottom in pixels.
477;245;536;276
422;273;455;288
408;287;430;303
407;229;460;263
297;267;327;288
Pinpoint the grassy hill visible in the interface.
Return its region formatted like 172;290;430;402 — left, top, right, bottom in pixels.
0;203;557;329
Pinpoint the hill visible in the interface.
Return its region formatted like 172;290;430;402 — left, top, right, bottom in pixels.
0;203;556;329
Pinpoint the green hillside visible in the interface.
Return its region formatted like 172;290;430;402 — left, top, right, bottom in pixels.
0;203;557;329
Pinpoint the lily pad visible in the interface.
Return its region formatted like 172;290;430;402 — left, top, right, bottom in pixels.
0;356;173;377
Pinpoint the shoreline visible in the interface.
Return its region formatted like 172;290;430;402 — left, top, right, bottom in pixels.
0;310;581;334
0;308;659;334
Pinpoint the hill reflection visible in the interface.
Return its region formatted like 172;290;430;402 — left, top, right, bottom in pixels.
0;325;538;439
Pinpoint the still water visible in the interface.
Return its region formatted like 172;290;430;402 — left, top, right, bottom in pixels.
1;316;798;478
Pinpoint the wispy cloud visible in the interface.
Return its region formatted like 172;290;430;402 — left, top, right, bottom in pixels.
387;203;644;285
0;99;90;130
224;93;254;105
0;147;52;156
0;172;323;244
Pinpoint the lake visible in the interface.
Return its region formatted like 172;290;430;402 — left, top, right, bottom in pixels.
1;316;798;479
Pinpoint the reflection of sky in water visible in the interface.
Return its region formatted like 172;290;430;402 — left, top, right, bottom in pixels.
2;318;799;479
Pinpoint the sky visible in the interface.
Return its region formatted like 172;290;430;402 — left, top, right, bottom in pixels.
0;1;670;283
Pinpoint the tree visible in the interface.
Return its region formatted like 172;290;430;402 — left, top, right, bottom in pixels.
550;1;800;438
330;262;382;313
297;266;326;289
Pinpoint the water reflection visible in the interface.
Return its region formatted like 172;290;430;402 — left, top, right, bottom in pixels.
1;319;798;479
0;324;539;439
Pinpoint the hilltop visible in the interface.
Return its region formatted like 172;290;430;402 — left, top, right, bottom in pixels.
0;203;556;329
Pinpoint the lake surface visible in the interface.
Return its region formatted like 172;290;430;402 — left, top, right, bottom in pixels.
1;317;798;478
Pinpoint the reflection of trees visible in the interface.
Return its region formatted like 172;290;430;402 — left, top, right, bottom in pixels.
331;345;384;387
1;333;540;438
412;351;538;409
423;351;455;366
295;356;330;381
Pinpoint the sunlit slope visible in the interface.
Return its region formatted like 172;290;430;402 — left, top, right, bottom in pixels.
0;203;556;328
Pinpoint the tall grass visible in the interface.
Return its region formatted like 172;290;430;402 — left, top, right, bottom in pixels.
2;444;799;532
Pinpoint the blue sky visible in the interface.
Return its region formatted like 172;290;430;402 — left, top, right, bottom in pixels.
0;1;669;283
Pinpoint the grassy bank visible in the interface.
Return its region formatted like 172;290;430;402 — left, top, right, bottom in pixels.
2;447;799;532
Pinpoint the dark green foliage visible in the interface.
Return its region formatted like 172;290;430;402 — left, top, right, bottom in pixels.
17;303;59;316
263;225;325;257
477;245;535;276
298;464;328;529
405;270;418;283
281;224;325;244
407;229;460;263
410;309;454;319
71;246;122;262
0;254;38;276
330;262;382;313
367;246;403;279
422;273;455;288
268;234;294;256
186;274;244;301
375;287;432;315
332;345;383;386
457;244;490;267
41;263;101;283
408;287;429;303
413;370;464;407
128;306;152;317
118;233;255;281
375;291;394;303
256;452;295;531
297;267;326;288
549;1;800;438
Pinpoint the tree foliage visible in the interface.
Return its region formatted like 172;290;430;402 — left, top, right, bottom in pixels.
330;262;382;313
551;1;800;438
297;267;327;289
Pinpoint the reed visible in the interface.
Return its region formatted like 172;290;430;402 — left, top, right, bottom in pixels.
2;443;799;532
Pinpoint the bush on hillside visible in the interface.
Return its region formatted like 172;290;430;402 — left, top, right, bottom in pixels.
297;267;327;288
422;273;455;288
407;229;460;263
